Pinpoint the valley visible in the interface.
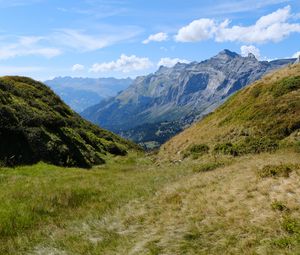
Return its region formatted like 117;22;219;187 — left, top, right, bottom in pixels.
0;63;299;254
82;50;296;149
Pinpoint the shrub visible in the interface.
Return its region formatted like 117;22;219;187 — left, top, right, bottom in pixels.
271;76;300;97
282;217;300;234
257;164;292;178
238;137;278;154
182;144;209;159
213;142;238;156
193;162;224;173
271;200;289;212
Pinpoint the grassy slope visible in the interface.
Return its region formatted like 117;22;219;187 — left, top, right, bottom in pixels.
0;66;300;254
0;151;299;254
0;153;194;254
160;64;300;160
0;76;138;168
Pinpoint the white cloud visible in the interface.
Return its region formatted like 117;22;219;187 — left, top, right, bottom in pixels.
53;29;112;51
216;6;300;43
240;45;261;59
142;32;168;44
90;54;153;73
175;19;216;42
292;51;300;58
158;57;190;67
53;28;140;52
175;6;300;44
71;64;85;72
0;36;61;60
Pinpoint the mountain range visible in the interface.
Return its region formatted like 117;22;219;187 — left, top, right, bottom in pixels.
44;77;133;112
161;63;300;160
82;50;296;149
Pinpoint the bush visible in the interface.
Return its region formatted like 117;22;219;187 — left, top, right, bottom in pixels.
193;162;224;173
238;137;278;154
271;76;300;97
257;164;293;178
182;144;209;159
213;142;238;156
271;200;289;212
282;217;300;234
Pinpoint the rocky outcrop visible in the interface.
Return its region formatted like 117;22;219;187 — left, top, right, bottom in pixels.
82;50;296;148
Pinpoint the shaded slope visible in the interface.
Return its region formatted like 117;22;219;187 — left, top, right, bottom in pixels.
161;64;300;159
0;76;139;168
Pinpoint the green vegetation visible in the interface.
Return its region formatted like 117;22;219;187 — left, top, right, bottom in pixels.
271;200;290;212
213;137;278;156
0;66;300;254
257;164;297;178
0;154;195;254
182;143;210;159
0;76;139;168
193;161;224;173
162;64;300;160
271;76;300;97
0;151;299;254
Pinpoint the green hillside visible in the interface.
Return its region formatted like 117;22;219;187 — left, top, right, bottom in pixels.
0;65;300;254
0;76;139;168
161;64;300;160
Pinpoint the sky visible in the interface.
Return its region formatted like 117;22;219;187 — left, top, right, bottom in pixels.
0;0;299;80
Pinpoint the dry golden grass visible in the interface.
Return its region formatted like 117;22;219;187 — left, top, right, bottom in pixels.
28;150;300;254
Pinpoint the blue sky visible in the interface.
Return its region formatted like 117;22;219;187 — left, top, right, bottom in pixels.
0;0;299;80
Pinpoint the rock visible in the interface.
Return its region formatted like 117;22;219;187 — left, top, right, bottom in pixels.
82;50;295;148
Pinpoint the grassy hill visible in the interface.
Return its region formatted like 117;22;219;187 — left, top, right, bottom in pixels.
0;65;300;254
0;76;138;168
160;64;300;160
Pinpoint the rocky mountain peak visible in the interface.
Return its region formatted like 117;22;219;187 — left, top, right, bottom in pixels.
213;49;239;60
247;53;257;60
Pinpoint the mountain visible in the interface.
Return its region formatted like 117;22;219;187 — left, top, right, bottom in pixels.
160;63;300;160
0;76;139;168
44;77;133;112
82;50;296;148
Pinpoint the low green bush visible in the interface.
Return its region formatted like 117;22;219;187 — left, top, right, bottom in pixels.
193;162;224;173
182;144;209;159
257;164;293;178
213;142;238;156
282;217;300;234
271;200;289;212
271;76;300;97
238;137;278;154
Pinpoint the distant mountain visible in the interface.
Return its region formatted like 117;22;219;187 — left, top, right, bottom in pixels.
44;77;133;112
0;76;139;168
161;63;300;159
82;50;296;148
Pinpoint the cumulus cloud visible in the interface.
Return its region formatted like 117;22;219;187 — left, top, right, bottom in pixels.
90;54;153;73
0;36;61;60
71;64;85;72
292;51;300;58
143;32;168;44
240;45;261;59
175;6;300;44
175;19;216;42
158;57;190;67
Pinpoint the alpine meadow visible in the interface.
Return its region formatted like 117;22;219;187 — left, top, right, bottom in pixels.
0;1;300;255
